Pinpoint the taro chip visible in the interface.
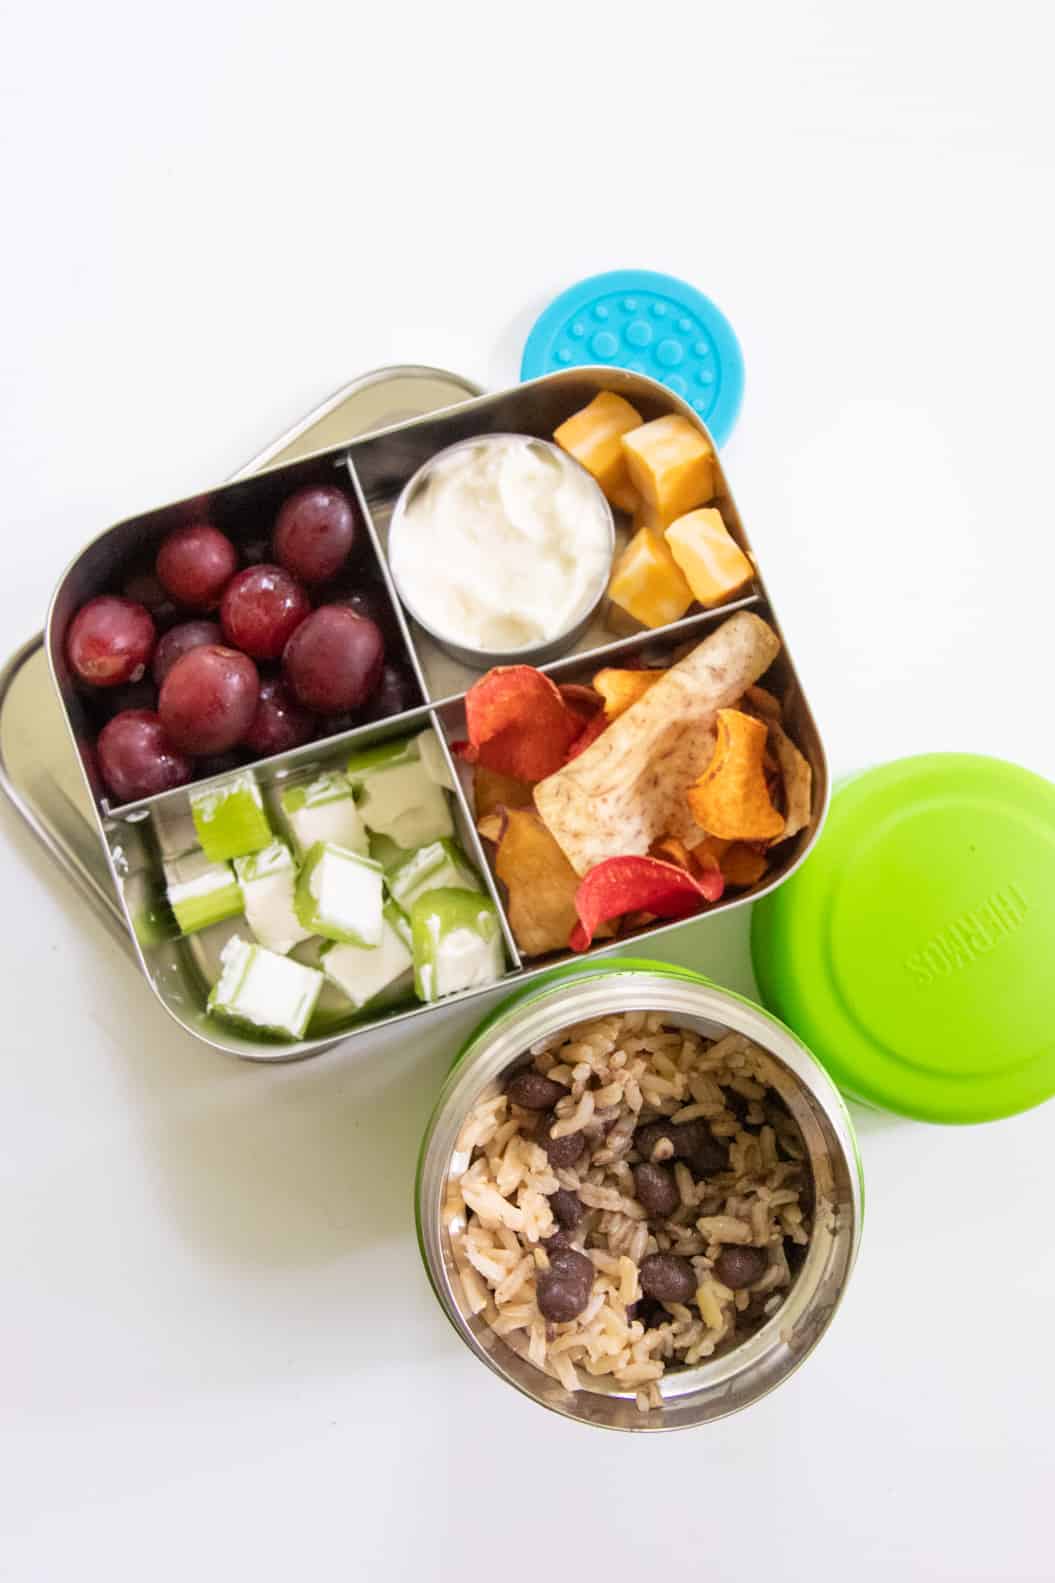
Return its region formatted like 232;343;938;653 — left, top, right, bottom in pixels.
768;721;813;842
493;807;589;957
457;666;581;782
720;842;769;888
685;709;786;843
473;764;534;822
593;668;662;721
570;855;722;953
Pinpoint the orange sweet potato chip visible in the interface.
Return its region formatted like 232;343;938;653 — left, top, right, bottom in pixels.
494;807;590;957
455;667;581;782
649;835;726;895
685;709;786;842
593;668;662;721
473;765;534;822
570;855;723;952
720;843;769;888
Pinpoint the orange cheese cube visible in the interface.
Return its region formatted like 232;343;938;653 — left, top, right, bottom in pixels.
606;527;694;629
553;391;643;511
621;416;716;519
633;498;684;536
664;508;754;608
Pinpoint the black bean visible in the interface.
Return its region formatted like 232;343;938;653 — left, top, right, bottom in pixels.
536;1247;594;1323
637;1298;672;1331
635;1118;728;1176
635;1119;686;1162
632;1162;680;1218
714;1245;768;1290
684;1122;729;1178
506;1069;568;1111
541;1126;586;1169
549;1188;584;1229
542;1227;573;1251
639;1253;696;1305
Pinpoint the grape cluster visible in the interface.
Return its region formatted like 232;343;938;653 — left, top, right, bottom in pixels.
66;484;418;803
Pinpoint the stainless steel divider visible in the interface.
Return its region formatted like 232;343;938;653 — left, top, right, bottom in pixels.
426;707;522;972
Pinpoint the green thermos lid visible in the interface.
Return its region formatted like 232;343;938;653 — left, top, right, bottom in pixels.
751;753;1055;1123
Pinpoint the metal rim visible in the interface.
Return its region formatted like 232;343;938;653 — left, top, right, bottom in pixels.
417;966;863;1432
386;433;616;668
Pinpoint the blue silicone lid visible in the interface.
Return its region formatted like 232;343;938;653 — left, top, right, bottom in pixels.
521;270;744;447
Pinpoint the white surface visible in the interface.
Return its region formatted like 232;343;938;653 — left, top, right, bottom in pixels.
1;4;1052;1579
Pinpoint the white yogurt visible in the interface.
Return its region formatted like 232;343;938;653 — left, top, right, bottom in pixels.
390;435;612;653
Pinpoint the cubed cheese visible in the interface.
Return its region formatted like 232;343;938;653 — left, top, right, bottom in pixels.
319;903;414;1010
621;416;715;520
279;772;368;859
607;527;694;629
632;498;685;536
234;840;312;955
294;842;384;946
387;838;481;913
553;391;643;512
416;727;456;791
164;850;243;935
347;736;453;849
191;772;272;862
208;935;322;1039
664;508;754;608
410;888;504;1003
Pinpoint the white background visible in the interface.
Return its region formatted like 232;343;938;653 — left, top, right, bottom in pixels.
1;3;1053;1579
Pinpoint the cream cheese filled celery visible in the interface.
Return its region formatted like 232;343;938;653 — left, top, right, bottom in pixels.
390;436;611;652
234;840;312;955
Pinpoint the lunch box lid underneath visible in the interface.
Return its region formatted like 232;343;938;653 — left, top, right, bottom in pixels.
750;753;1055;1124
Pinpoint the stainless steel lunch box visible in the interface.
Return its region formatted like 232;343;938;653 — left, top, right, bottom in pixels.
416;962;863;1432
34;365;829;1061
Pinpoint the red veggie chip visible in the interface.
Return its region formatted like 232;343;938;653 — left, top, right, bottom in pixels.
456;667;581;782
565;712;608;762
570;855;723;952
558;683;604;725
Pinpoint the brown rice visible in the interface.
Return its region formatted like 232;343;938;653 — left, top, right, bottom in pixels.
449;1011;813;1411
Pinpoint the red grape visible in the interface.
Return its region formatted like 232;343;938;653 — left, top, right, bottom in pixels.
96;678;158;721
158;644;259;755
220;565;310;659
331;583;397;636
96;710;192;803
122;567;179;628
241;537;271;566
242;676;316;756
66;596;156;688
282;605;384;714
361;663;420;722
152;620;222;687
156;521;238;609
273;486;357;584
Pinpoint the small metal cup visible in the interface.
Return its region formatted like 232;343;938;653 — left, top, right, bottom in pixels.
417;963;863;1432
387;433;616;669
